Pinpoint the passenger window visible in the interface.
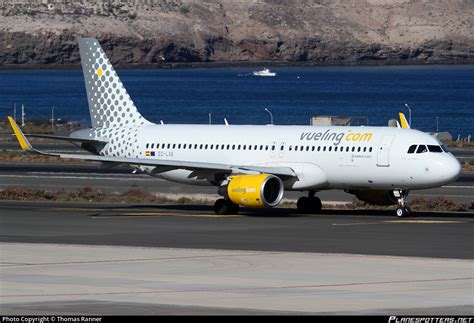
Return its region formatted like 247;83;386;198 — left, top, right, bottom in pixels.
428;145;443;153
311;146;315;151
369;147;372;152
295;146;298;151
407;145;417;154
183;144;186;149
167;144;171;149
280;145;284;151
146;143;149;149
289;146;292;151
352;147;355;152
416;145;428;154
323;146;326;152
328;146;332;152
317;146;321;152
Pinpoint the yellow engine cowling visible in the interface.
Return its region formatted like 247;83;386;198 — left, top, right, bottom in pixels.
222;174;284;208
349;190;400;206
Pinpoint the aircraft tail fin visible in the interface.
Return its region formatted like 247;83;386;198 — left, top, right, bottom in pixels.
78;38;151;128
398;112;410;129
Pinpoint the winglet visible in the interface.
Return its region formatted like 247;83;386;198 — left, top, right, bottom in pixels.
398;112;410;129
7;116;33;151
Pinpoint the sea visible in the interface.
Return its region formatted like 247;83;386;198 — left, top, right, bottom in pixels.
0;65;473;138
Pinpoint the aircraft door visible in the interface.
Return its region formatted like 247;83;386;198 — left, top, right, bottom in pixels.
270;141;277;158
377;135;395;167
278;142;285;158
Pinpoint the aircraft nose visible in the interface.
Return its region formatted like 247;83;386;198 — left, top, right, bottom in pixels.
442;157;462;183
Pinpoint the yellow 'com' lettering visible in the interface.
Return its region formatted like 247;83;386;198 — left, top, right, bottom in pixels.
345;131;373;142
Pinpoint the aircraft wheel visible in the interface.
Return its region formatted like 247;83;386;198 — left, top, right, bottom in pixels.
396;206;411;218
297;196;322;214
297;197;310;213
214;199;239;215
310;196;322;213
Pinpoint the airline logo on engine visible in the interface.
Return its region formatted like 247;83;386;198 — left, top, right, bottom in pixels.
231;188;257;193
300;130;373;146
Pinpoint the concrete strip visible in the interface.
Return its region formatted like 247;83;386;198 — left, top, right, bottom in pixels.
0;243;472;314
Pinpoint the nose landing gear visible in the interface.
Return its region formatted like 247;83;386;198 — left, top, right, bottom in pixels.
394;190;411;218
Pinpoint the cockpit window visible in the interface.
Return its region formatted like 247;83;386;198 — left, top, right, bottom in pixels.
407;145;417;154
416;145;428;154
427;145;443;153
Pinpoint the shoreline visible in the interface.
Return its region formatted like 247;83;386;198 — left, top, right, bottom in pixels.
1;60;474;70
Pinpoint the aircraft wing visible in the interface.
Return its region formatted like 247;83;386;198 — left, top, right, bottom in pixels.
24;133;108;145
8;117;296;177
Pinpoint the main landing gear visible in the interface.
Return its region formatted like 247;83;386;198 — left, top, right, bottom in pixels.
296;191;322;214
394;190;411;218
214;198;239;215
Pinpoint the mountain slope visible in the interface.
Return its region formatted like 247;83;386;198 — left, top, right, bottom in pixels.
0;0;472;66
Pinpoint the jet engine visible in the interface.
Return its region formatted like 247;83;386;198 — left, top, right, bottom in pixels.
219;174;284;208
349;190;400;206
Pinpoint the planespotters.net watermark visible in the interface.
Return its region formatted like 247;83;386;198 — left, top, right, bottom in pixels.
389;317;473;323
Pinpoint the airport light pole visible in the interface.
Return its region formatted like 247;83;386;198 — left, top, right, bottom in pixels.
404;103;412;127
264;108;273;125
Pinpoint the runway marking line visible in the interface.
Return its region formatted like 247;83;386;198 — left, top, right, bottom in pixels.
1;277;472;298
386;220;466;224
92;212;241;219
333;219;466;226
0;251;283;268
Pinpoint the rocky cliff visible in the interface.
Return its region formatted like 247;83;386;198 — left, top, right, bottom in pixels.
0;0;473;66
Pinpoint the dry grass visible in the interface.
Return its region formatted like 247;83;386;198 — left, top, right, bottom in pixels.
460;160;474;172
0;152;84;163
444;140;474;148
0;187;472;213
0;187;213;205
346;196;472;212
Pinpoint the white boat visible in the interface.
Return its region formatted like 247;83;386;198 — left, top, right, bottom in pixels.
252;68;276;77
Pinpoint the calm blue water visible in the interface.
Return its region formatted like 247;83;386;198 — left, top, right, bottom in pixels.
0;65;473;137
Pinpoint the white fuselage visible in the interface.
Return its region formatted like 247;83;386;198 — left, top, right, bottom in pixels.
90;124;461;192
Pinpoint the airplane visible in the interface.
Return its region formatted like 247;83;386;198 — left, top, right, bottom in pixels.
8;38;462;218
